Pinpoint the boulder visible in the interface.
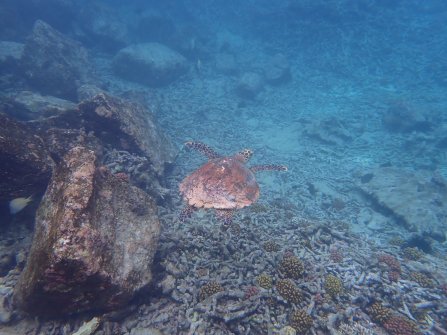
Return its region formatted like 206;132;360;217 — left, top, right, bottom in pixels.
0;91;76;121
13;146;160;317
265;53;291;85
21;20;96;101
78;93;176;176
215;53;238;75
303;117;353;146
76;3;130;52
0;41;24;74
112;42;188;86
0;113;53;203
236;72;264;99
382;101;434;133
358;167;447;238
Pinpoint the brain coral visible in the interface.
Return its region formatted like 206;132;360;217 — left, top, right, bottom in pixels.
289;309;313;334
279;256;304;280
257;273;273;289
199;281;223;301
276;279;302;304
324;274;343;298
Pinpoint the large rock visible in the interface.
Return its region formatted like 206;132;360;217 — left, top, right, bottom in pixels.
21;20;96;101
265;53;291;85
112;42;188;86
13;146;160;317
0;113;53;203
236;72;264;99
358;167;447;238
0;91;76;121
382;101;434;133
78;93;176;176
0;41;24;74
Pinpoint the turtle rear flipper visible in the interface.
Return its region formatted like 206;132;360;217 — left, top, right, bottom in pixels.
185;141;220;160
250;164;288;173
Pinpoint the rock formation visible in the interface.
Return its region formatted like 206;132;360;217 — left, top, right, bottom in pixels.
112;42;188;86
0;113;53;203
13;146;160;317
21;20;96;101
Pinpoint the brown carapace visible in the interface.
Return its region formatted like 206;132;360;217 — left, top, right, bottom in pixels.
179;141;287;226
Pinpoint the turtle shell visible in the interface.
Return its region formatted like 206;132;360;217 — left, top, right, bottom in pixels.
179;156;260;209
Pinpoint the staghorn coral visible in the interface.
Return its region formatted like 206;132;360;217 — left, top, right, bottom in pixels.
336;322;376;335
257;273;273;289
383;315;421;335
276;279;303;304
279;255;304;280
199;281;224;301
410;272;434;288
324;274;343;298
289;309;313;334
402;247;423;261
368;302;392;324
263;240;280;252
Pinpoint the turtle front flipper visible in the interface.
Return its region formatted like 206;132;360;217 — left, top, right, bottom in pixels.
250;164;288;173
185;141;220;160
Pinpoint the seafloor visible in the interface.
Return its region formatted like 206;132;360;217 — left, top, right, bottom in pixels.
1;1;447;335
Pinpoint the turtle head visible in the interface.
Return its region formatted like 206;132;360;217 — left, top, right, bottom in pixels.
235;149;253;163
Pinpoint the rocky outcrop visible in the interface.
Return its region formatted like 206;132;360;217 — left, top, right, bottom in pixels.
382;101;434;133
0;113;54;202
0;91;76;121
78;93;176;176
112;42;188;86
358;167;447;238
215;53;238;75
0;41;23;74
265;53;291;85
21;20;96;101
13;146;160;317
236;72;264;99
303;117;353;146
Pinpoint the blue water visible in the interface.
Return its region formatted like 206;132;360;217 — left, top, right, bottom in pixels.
1;0;447;334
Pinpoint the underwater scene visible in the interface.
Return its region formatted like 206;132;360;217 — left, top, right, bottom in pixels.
0;0;447;334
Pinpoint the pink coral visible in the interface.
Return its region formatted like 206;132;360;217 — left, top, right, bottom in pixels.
244;286;259;300
383;315;420;335
378;254;401;273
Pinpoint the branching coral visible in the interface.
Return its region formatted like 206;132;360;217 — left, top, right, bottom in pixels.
410;272;434;288
378;254;401;272
276;279;303;304
324;274;343;298
289;309;313;334
199;281;224;301
279;255;304;280
402;247;423;261
368;302;392;323
378;253;401;282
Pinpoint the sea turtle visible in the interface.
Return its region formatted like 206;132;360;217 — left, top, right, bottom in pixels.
179;141;287;225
